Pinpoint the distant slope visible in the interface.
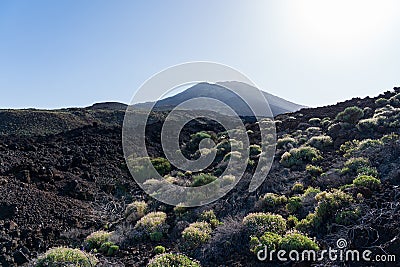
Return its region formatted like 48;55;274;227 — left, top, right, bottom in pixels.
134;81;306;116
0;107;125;136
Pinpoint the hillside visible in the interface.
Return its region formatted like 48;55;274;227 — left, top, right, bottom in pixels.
0;88;399;266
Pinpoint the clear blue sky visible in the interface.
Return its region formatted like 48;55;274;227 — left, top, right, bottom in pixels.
1;0;399;109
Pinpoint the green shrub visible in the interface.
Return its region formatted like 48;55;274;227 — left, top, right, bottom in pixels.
182;222;212;249
223;151;242;162
243;213;286;236
154;246;166;255
308;118;321;126
257;193;287;210
375;98;389;107
306;135;333;150
286;197;302;214
36;247;98;267
191;173;217;187
336;106;364;124
339;140;360;157
216;139;230;155
358;139;383;151
335;209;360;226
134;212;168;239
341;157;371;175
125;200;148;223
147;253;201;267
321;117;332;128
277;137;296;149
356;166;378;177
292;183;304;194
306;165;323;176
173;204;188;219
305;127;322;136
389;93;400;106
150;232;163;242
198;210;222;228
381;133;399;143
151;157;172;176
220;174;236;187
314;190;353;224
280;146;322;168
303;187;321;198
99;242;119;256
353;175;381;190
287;215;299;229
189;132;213;152
84;230;111;250
249;144;262;156
280;231;319;251
357;117;382;132
297;189;353;233
250;232;282;254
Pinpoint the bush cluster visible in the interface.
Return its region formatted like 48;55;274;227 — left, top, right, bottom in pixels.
341;157;371;175
243;213;286;236
257;193;287;211
296;189;353;232
280;146;322;168
250;230;319;255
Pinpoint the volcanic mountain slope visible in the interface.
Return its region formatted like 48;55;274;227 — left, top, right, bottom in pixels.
134;81;306;116
0;88;399;266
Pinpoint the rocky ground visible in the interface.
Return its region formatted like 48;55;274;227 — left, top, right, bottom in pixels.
0;88;400;266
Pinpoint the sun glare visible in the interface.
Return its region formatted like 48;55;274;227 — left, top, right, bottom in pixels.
285;0;399;53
